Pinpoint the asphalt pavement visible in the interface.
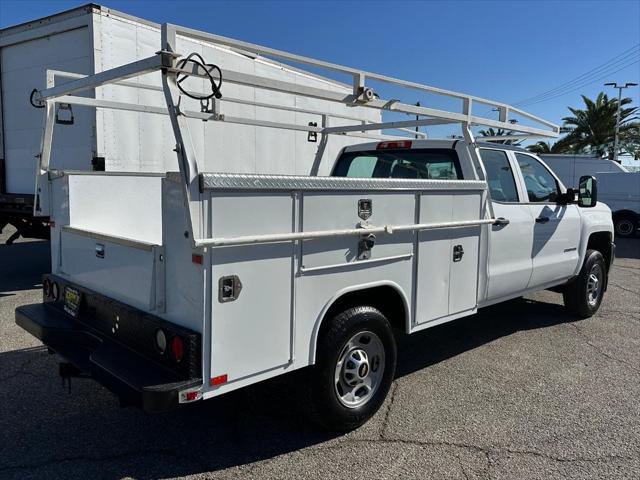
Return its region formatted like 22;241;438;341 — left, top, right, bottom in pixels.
1;226;638;479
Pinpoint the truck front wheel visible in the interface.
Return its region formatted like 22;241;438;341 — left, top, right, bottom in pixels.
614;214;637;238
308;306;397;431
563;249;607;318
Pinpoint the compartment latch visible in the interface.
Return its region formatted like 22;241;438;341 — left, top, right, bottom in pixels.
219;275;243;303
453;244;464;262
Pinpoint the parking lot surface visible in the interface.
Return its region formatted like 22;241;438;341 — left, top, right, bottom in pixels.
1;226;639;479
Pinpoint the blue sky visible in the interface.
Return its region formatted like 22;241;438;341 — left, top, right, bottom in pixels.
1;0;639;161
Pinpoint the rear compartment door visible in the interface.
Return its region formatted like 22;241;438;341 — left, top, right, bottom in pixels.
58;227;163;312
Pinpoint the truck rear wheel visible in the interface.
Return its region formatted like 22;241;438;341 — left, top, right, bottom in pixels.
563;249;606;318
308;306;397;431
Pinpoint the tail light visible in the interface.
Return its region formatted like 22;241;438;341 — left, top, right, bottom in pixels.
171;336;185;362
377;140;412;150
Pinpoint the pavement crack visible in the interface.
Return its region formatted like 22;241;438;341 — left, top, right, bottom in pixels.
455;452;471;480
0;352;49;383
564;321;640;373
609;282;640;296
319;438;635;467
379;381;398;439
502;447;634;464
600;309;640;320
613;264;640;272
0;447;207;474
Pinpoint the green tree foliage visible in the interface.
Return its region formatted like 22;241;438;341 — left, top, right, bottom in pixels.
477;128;523;145
526;141;566;154
559;92;639;159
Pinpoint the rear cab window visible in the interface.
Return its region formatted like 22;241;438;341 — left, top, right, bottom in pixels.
332;148;463;180
479;149;519;202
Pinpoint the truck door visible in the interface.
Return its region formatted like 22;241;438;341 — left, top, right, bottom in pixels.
512;153;581;287
480;149;534;301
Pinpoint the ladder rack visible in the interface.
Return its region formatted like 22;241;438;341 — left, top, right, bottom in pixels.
31;22;560;236
32;23;559;176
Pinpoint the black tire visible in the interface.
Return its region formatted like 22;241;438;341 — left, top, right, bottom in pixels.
614;214;637;238
307;306;397;431
563;249;607;318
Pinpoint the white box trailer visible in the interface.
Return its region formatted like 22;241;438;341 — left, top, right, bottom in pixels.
541;154;640;237
13;10;615;431
0;4;392;243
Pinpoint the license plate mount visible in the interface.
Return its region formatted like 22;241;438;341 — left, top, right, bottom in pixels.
64;286;81;318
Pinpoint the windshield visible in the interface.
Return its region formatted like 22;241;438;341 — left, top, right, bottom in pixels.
332;148;463;180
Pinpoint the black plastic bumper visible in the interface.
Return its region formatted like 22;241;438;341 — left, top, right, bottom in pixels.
16;303;201;413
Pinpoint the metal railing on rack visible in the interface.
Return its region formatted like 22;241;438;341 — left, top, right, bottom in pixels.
30;22;560;246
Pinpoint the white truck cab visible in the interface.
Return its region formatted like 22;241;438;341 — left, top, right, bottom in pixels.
14;21;614;431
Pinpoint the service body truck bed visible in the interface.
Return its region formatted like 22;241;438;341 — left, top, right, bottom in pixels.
14;14;615;430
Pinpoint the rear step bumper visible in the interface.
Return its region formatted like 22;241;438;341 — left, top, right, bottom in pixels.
16;303;201;413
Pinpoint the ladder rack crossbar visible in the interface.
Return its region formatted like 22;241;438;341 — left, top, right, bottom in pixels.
35;24;559;140
168;23;559;131
44;70;427;139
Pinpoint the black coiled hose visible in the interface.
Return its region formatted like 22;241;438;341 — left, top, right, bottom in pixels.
176;52;223;100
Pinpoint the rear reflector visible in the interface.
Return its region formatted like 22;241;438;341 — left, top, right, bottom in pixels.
179;389;202;403
377;140;412;150
192;254;203;265
185;391;199;401
210;374;228;386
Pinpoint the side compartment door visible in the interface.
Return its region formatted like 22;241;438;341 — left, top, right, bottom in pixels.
209;193;294;383
481;149;534;301
513;153;581;287
415;190;483;325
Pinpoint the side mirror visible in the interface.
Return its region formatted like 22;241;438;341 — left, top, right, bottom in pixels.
557;188;576;205
578;175;597;208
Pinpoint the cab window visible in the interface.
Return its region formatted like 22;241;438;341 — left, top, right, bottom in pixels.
479;149;519;202
515;153;560;203
332;148;462;180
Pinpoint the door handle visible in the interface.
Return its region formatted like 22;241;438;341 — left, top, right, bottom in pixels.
492;217;510;226
535;216;550;223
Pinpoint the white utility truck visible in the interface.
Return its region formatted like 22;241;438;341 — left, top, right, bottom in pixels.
541;154;640;238
15;20;615;431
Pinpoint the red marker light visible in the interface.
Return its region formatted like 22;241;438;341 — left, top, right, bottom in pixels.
210;374;228;386
185;391;199;401
377;140;412;150
192;254;203;265
171;336;184;362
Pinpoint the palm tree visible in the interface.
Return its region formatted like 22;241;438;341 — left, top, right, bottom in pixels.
477;127;522;146
560;92;639;159
526;141;565;154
